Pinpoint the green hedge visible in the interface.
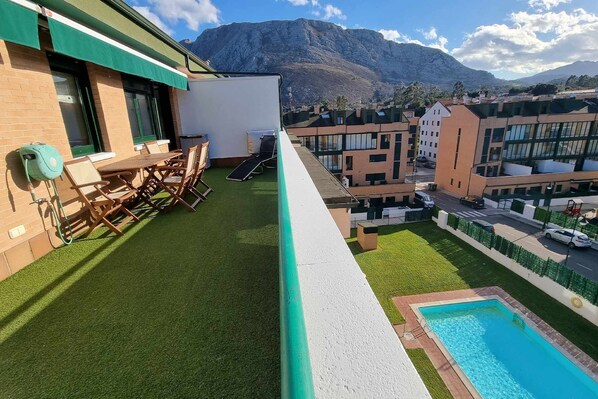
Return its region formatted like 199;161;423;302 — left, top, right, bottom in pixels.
511;199;525;214
456;218;598;305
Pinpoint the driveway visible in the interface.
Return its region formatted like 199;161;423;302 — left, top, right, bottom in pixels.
424;190;598;282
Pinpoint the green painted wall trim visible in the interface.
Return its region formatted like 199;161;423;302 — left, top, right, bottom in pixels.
277;133;315;399
0;0;40;49
48;18;188;90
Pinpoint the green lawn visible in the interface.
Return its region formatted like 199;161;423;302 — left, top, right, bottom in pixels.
347;222;598;398
0;168;280;398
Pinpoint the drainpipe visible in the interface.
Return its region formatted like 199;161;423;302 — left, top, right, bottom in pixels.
184;55;285;129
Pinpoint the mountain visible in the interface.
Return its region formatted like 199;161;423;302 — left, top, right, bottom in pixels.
181;19;503;106
517;61;598;85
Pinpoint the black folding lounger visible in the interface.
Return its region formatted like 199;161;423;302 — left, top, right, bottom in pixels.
226;135;277;181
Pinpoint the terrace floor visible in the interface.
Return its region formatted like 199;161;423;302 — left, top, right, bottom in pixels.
0;168;280;398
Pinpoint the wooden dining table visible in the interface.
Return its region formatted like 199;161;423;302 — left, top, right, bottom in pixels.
98;152;181;211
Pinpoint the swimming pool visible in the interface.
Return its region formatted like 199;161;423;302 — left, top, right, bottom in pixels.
420;299;598;399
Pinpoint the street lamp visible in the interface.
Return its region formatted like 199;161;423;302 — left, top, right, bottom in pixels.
564;216;588;266
542;184;554;230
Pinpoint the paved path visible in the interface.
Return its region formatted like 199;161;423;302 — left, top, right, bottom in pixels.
424;190;598;282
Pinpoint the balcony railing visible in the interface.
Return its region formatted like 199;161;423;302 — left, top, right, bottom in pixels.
277;130;430;398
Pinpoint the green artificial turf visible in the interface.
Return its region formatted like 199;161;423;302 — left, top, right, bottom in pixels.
406;349;452;399
347;222;598;397
0;168;280;398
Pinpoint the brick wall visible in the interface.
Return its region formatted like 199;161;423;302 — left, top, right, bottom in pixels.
0;39;175;281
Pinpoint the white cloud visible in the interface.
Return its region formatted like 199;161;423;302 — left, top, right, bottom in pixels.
288;0;319;5
145;0;220;31
452;8;598;76
428;36;449;53
133;6;173;35
323;4;346;20
421;27;437;40
528;0;570;11
378;29;424;46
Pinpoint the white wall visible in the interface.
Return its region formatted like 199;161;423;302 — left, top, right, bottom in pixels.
279;131;431;398
503;162;533;176
418;101;450;160
536;160;575;173
583;159;598;171
177;76;281;159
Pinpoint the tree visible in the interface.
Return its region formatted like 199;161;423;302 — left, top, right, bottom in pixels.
452;81;465;99
335;95;348;110
530;83;558;96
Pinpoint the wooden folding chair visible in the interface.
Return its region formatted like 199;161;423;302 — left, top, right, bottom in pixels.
63;157;140;237
157;145;202;212
190;141;213;199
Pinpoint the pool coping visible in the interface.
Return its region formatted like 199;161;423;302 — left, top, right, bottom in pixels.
393;287;598;399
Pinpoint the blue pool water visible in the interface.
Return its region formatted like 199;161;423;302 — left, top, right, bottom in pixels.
420;299;598;399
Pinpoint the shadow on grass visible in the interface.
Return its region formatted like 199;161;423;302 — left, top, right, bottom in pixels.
0;168;281;399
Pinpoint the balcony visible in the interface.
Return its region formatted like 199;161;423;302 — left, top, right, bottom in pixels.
0;168;280;397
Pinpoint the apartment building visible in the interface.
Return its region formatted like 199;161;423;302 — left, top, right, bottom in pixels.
436;98;598;201
284;106;417;208
418;101;451;161
0;0;212;275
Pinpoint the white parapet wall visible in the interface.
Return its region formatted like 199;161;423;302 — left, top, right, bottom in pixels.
436;211;598;325
279;131;431;398
176;76;281;159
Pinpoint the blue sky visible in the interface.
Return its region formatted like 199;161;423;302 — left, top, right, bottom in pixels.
127;0;598;79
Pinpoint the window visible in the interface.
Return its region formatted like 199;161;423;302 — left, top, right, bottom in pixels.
454;128;461;169
458;181;461;188
365;173;386;185
481;129;491;163
300;136;316;151
436;132;439;137
450;178;454;186
476;166;485;175
500;188;510;195
491;189;498;196
556;140;585;157
380;134;390;149
318;135;342;151
434;143;438;148
532;141;555;158
503;142;531;160
492;128;505;142
555;184;562;193
318;154;342;172
123;75;165;144
369;154;387;162
336;115;344;124
49;53;102;156
505;124;533;141
366;114;373;123
345;156;353;171
528;186;542;194
514;187;526;195
489;147;501;161
345;133;376;150
433;153;436;158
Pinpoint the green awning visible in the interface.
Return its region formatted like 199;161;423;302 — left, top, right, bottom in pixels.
47;12;188;91
0;0;40;49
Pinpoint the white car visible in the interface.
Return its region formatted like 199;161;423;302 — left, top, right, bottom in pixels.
544;228;592;248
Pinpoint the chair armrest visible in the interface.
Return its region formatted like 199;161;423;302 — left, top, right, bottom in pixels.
73;180;110;189
157;166;186;171
101;171;132;178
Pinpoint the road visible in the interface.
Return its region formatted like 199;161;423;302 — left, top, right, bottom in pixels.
423;190;598;282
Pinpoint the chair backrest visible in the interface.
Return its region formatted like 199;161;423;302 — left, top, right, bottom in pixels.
185;145;198;177
198;141;209;169
259;135;276;157
144;141;162;155
63;157;103;196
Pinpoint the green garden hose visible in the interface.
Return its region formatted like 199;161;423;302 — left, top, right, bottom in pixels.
24;159;73;245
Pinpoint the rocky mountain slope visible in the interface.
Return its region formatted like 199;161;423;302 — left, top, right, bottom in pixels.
182;19;503;106
518;61;598;85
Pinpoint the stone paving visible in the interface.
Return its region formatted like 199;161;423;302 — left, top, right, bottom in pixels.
393;287;598;399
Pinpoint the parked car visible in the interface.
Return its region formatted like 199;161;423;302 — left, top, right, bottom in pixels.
423;161;436;169
460;195;485;209
414;191;435;208
544;228;592;248
471;219;495;234
416;155;427;163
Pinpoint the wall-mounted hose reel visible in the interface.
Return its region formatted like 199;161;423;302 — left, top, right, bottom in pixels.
18;143;73;245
